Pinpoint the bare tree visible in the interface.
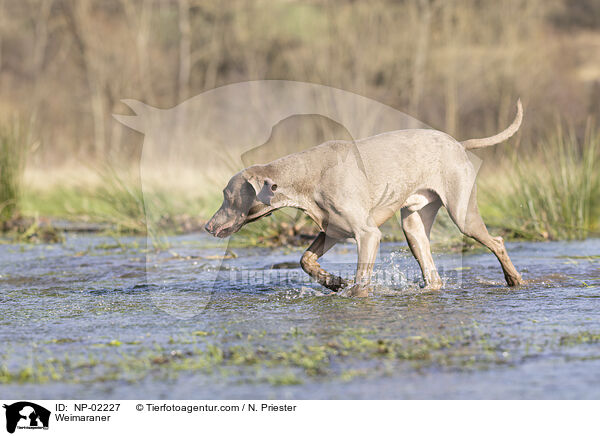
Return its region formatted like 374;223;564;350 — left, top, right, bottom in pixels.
122;0;155;103
409;0;434;117
443;1;458;136
177;0;191;102
0;0;5;73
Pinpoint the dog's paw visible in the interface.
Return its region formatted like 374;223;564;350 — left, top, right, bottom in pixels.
337;284;370;298
423;279;443;291
506;273;525;287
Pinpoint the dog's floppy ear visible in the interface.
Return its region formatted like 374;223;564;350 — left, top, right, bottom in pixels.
247;177;277;206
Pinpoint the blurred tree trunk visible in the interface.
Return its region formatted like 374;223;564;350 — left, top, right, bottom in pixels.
203;6;224;92
30;0;53;115
177;0;191;103
443;1;458;137
30;0;52;75
66;0;106;157
0;0;5;73
122;0;155;103
410;0;432;117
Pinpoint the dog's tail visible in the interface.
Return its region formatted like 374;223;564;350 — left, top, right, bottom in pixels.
461;99;523;149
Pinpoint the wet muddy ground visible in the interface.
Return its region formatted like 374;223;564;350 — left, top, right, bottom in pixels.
1;234;599;399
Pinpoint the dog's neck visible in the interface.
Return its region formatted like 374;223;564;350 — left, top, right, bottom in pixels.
261;159;326;229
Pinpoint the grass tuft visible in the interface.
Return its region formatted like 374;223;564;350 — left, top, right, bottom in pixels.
480;123;599;240
0;120;30;224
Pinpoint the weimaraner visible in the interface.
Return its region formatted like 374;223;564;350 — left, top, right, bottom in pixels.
206;100;524;297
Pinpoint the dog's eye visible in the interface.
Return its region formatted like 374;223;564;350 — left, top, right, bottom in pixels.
271;184;278;191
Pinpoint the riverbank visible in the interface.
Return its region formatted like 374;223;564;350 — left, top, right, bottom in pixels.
2;123;598;246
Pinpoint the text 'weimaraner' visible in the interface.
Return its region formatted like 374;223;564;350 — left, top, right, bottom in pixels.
206;100;524;297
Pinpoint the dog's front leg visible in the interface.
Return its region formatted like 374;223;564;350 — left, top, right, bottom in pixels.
339;227;381;297
301;232;351;291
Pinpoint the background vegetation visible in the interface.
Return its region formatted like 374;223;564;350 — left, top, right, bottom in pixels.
0;0;598;242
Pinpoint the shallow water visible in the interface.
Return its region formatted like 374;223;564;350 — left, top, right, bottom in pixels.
0;233;599;399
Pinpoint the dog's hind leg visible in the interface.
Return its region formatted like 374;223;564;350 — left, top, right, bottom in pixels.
401;199;443;290
301;232;350;291
446;185;523;286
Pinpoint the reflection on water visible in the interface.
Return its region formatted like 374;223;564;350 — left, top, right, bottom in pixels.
0;233;598;399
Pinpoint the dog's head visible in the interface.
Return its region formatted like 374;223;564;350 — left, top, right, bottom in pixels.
205;166;281;238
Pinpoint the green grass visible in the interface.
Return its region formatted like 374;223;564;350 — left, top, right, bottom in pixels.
21;166;221;238
3;326;600;386
480;123;599;240
0;120;29;223
20;169;148;234
12;122;600;244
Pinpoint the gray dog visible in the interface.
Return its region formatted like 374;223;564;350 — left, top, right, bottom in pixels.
206;101;524;297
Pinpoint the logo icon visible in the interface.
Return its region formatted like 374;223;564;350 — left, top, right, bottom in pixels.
3;402;50;434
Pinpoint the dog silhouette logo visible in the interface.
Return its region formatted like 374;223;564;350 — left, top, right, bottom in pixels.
113;80;431;317
3;402;50;433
